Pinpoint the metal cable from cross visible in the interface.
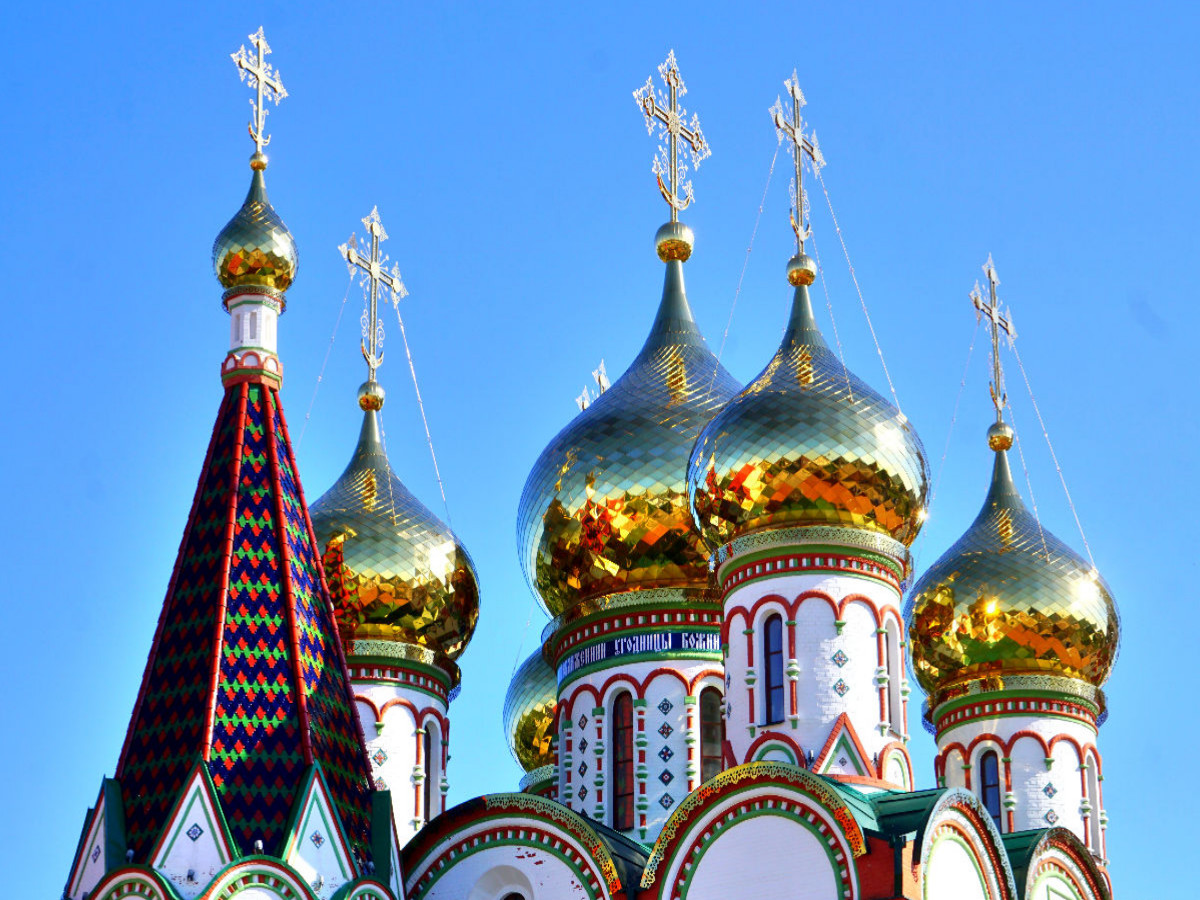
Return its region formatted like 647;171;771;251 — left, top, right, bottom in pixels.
339;208;408;384
633;51;711;221
231;27;287;154
970;254;1017;424
770;70;825;254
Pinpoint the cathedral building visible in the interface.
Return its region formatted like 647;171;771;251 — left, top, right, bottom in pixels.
64;33;1118;900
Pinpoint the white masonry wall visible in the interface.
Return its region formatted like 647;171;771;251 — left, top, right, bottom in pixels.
723;570;908;779
556;656;722;843
352;678;449;846
937;712;1104;853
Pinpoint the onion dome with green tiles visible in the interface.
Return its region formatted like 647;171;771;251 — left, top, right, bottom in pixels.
687;273;929;552
212;151;298;301
517;235;741;619
310;400;480;674
503;648;558;773
905;422;1120;711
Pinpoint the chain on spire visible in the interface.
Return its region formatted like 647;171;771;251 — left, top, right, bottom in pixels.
633;51;711;222
769;70;824;254
970;253;1017;427
231;27;287;156
339;207;408;389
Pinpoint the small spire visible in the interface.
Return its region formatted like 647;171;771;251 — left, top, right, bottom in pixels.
970;254;1018;449
771;71;825;286
339;207;408;410
231;27;288;164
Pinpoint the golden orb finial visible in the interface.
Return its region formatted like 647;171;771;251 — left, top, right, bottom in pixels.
987;420;1014;452
358;381;385;411
655;221;694;262
249;151;268;171
787;253;817;286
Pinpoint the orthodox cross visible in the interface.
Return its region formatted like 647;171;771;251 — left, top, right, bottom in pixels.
339;208;408;383
770;70;825;254
634;51;711;222
231;27;288;154
970;254;1017;422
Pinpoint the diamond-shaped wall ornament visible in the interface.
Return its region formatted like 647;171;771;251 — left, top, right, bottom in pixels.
658;745;675;762
659;722;674;738
310;831;325;848
91;845;102;862
579;737;588;752
186;823;204;842
1043;782;1057;798
833;679;849;697
578;761;588;777
658;698;673;715
1045;810;1059;825
372;748;388;766
579;786;588;801
659;793;675;809
374;777;387;790
659;769;674;785
578;714;588;730
831;649;848;668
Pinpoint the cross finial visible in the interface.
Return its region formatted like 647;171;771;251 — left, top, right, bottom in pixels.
231;27;288;155
633;51;712;222
339;207;408;385
770;70;825;254
970;253;1017;424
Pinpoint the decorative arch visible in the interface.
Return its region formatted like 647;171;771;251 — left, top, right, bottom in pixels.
746;730;805;766
1015;827;1111;900
89;868;180;900
915;789;1017;900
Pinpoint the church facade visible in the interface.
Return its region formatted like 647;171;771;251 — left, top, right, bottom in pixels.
64;35;1118;900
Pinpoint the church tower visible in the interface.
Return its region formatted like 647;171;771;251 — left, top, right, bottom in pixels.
310;210;481;845
688;72;929;789
516;52;740;842
907;258;1119;861
65;31;391;900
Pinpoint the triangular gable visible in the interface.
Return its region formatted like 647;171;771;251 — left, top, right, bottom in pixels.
66;779;125;900
814;713;871;777
148;762;236;898
370;791;404;899
281;765;357;900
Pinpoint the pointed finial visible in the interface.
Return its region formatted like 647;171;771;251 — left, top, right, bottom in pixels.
970;253;1018;450
770;70;825;285
634;51;711;260
231;27;288;166
339;207;408;409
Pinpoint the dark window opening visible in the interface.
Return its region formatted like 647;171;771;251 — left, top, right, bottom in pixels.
763;615;785;725
699;687;724;783
611;692;634;831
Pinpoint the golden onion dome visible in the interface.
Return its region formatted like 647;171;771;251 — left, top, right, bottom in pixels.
906;430;1119;701
688;278;929;549
212;154;298;295
502;649;558;772
517;257;742;617
310;406;479;661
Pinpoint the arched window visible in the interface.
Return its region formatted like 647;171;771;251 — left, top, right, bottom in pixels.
979;750;1002;831
882;619;902;729
423;726;434;822
1086;755;1102;854
699;687;724;783
611;692;634;831
763;614;785;725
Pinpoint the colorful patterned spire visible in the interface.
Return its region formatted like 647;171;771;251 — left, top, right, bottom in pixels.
115;379;374;861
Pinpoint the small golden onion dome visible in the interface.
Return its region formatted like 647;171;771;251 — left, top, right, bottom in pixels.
517;257;742;618
502;649;558;772
688;283;929;549
310;408;479;660
905;439;1119;701
212;154;298;294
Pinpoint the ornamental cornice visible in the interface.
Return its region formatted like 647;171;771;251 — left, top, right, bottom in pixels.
519;764;557;793
347;639;460;688
923;674;1106;733
542;586;720;645
715;525;910;572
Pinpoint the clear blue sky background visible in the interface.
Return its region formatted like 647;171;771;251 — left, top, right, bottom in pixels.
1;2;1194;894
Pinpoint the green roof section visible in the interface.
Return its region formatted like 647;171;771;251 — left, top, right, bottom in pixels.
1000;829;1049;895
590;819;651;890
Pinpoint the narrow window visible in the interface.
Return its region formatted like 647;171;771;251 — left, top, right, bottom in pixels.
883;620;901;728
699;687;724;783
248;310;258;342
423;727;434;821
979;750;1002;831
611;692;634;830
763;614;785;725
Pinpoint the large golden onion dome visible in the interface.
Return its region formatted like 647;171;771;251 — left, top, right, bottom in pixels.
906;427;1119;702
517;257;742;618
688;279;929;549
502;649;558;772
212;154;298;295
310;406;479;661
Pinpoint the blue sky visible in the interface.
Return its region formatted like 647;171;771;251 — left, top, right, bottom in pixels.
1;2;1194;894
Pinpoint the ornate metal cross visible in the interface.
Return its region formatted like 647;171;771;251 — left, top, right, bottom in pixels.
770;71;825;254
339;208;408;383
970;254;1017;422
231;27;288;154
634;51;711;222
